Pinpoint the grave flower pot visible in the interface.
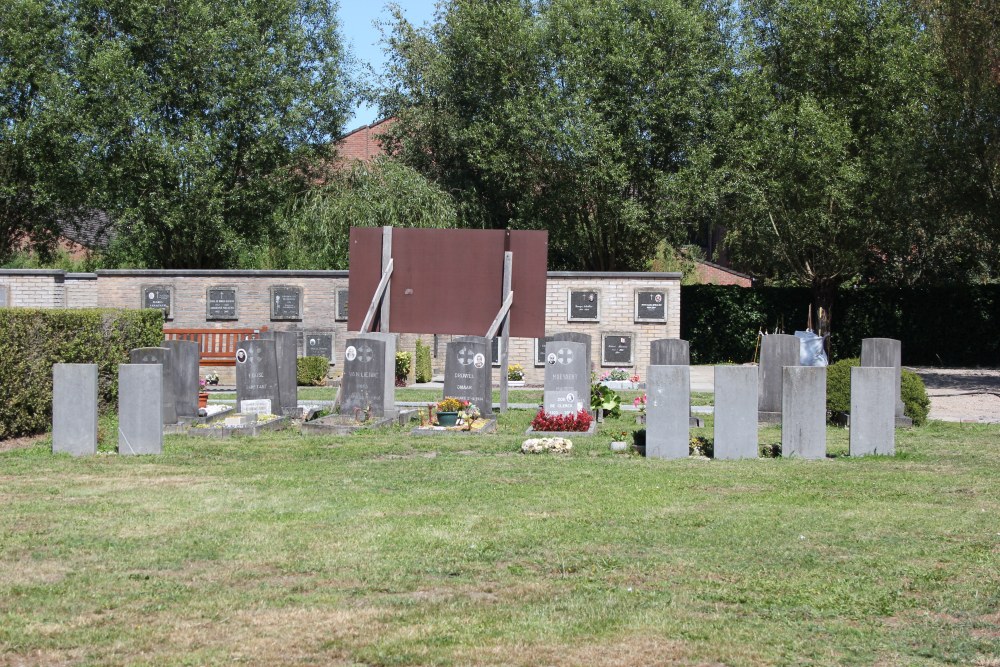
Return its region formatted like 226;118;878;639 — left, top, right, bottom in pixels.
198;392;209;409
436;411;459;427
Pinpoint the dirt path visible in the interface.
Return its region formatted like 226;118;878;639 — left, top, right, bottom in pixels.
912;367;1000;424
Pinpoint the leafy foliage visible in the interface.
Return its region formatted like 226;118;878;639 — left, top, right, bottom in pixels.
296;357;328;387
901;369;930;426
414;339;433;383
0;308;162;438
826;358;860;417
530;409;594;432
395;351;412;385
590;383;622;418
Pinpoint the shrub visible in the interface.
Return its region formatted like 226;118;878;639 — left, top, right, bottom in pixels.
395;351;412;386
590;382;622;418
826;357;860;417
508;363;524;381
296;356;328;386
901;369;930;426
0;308;163;439
414;338;432;383
531;409;593;432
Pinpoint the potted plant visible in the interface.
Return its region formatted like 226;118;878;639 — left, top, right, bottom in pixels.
459;402;481;430
599;368;639;390
610;430;629;452
198;379;209;409
507;363;525;387
633;393;647;424
436;397;465;427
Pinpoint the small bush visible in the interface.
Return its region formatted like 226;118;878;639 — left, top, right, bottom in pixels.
508;363;524;381
826;357;860;417
590;382;622;418
414;338;432;383
531;409;593;432
901;369;930;426
296;356;328;386
690;436;714;457
395;351;412;386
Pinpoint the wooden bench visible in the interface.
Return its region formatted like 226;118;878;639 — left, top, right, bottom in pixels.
163;327;268;366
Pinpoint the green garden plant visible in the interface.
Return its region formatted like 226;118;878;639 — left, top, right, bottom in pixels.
296;357;328;387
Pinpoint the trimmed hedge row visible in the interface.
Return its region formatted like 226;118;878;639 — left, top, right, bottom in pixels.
0;308;163;439
682;285;1000;366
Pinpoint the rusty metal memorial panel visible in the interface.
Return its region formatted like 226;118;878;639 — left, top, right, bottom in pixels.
347;228;547;337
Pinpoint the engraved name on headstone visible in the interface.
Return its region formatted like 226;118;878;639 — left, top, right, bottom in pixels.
305;333;334;362
206;286;238;320
141;285;172;318
52;363;99;456
602;333;634;366
543;341;589;416
235;338;280;414
635;290;667;322
568;290;600;321
240;399;272;415
445;336;493;415
340;336;387;417
129;347;177;424
336;288;349;321
270;285;302;321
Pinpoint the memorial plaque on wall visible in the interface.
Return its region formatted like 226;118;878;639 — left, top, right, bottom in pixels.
567;289;600;321
602;333;634;366
491;337;501;366
534;336;553;366
141;285;172;319
270;285;302;321
635;290;667;322
305;332;334;363
206;286;238;320
336;288;349;321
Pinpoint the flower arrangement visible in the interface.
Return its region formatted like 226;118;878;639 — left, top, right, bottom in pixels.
460;402;481;420
599;368;632;382
507;364;524;381
633;393;647;413
530;409;593;432
437;397;466;412
204;372;220;385
521;437;573;454
199;378;207;389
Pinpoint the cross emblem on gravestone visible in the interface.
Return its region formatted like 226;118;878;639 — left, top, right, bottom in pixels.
457;347;475;366
140;354;154;363
556;347;574;365
358;345;373;363
245;345;259;365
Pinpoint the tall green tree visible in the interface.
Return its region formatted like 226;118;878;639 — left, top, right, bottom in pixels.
722;0;935;328
377;0;731;270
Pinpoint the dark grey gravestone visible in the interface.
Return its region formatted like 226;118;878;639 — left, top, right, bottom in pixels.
130;347;177;424
602;333;634;366
444;336;493;415
336;288;349;321
635;290;667;322
358;332;396;416
52;363;98;456
650;339;690;366
235;338;280;415
860;338;909;425
141;284;172;318
646;365;690;460
163;339;200;417
270;285;302;320
305;332;334;363
118;364;163;455
548;332;593;375
206;286;238;320
543;341;589;416
850;366;895;456
782;366;826;459
714;365;758;460
568;290;600;321
341;336;387;417
758;334;801;422
261;331;298;415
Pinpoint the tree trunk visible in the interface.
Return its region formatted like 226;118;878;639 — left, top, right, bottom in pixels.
812;278;837;336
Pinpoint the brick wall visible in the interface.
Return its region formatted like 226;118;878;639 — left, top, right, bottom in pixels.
3;268;681;385
334;118;395;164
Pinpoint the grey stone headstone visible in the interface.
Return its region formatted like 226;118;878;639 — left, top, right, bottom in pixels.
118;364;163;455
163;339;200;417
341;336;388;417
130;347;177;424
358;332;396;415
850;367;895;456
543;341;589;416
235;338;280;415
781;366;826;459
52;364;99;456
861;338;906;421
261;331;298;415
305;333;334;362
646;365;690;460
714;365;758;460
650;339;690;366
549;332;593;375
444;336;493;415
758;334;801;421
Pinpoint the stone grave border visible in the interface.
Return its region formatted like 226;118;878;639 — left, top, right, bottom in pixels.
412;419;498;436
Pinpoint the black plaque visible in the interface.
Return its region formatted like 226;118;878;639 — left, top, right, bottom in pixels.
305;333;334;362
491;337;501;366
207;286;238;320
336;288;349;321
535;336;552;366
635;290;667;322
141;285;172;318
568;289;600;321
270;285;302;321
602;333;634;366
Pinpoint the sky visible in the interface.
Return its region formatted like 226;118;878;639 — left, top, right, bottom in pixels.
339;1;439;130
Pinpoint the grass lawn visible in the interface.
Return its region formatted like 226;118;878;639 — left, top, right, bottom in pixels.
1;414;997;666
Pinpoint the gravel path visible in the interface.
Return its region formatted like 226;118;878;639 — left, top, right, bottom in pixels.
912;367;1000;424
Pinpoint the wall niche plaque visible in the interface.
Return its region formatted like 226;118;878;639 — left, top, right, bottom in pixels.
601;333;634;366
635;289;667;323
270;285;302;321
206;286;238;320
567;289;600;322
305;332;335;363
336;288;349;321
141;285;172;319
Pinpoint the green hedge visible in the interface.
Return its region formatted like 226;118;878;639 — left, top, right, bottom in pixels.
414;338;432;383
296;356;328;386
0;308;163;439
682;285;1000;366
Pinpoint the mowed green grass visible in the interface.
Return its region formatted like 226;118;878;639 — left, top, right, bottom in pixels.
1;414;997;666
